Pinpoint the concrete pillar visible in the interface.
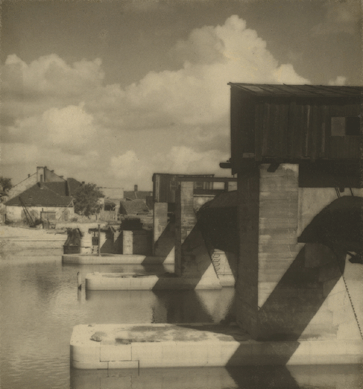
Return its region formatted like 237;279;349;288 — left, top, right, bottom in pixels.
228;181;237;191
236;164;303;339
236;165;260;336
175;182;195;276
123;231;133;254
236;164;359;342
153;202;168;255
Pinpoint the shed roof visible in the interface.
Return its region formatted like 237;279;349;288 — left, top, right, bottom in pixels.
229;83;362;99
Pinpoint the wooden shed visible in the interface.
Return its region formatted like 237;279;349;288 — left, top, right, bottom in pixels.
229;83;362;173
227;83;363;343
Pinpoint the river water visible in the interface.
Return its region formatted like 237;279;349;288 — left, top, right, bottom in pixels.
0;257;362;389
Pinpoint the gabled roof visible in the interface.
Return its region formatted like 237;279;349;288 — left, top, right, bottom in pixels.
124;191;153;200
228;83;362;99
67;178;82;196
44;182;68;197
120;199;149;214
5;182;73;207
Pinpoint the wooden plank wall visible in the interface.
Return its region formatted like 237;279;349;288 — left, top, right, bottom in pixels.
252;101;361;162
230;88;255;173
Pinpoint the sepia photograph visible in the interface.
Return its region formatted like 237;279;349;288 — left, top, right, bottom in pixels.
0;0;362;388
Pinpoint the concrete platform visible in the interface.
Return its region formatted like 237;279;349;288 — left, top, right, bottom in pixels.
70;323;363;369
85;272;222;290
70;364;363;389
62;254;174;265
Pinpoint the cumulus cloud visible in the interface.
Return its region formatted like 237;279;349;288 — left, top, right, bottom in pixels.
328;76;347;86
3;54;104;97
154;146;229;174
110;150;148;182
109;146;229;189
3;15;311;187
6;104;97;154
312;1;361;35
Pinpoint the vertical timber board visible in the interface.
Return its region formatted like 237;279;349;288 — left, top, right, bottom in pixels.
236;167;260;337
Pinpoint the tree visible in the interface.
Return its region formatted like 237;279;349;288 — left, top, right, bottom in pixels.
0;177;12;192
73;183;104;217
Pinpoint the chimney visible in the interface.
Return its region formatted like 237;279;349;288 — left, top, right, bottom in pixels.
28;174;30;178
134;184;138;192
36;166;45;183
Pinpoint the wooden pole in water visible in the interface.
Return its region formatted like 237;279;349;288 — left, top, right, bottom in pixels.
98;224;101;256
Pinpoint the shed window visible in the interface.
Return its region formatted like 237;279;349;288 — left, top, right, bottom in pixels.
331;117;360;136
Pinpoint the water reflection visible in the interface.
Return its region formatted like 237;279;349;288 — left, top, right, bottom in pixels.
70;365;363;389
1;258;362;389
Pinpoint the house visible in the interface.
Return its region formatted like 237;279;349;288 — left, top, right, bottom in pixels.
98;187;124;222
226;83;363;341
119;199;149;215
5;166;81;224
124;185;152;202
0;186;9;224
7;166;67;200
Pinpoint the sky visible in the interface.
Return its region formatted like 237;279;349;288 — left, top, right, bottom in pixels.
1;0;362;190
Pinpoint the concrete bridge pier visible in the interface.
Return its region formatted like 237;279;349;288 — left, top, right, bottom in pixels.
236;163;363;348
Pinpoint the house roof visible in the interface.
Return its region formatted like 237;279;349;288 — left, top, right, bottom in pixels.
5;182;73;207
67;178;82;195
228;83;362;99
124;191;152;200
120;199;149;214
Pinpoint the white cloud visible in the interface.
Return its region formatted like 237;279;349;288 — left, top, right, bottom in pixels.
110;150;153;186
109;146;229;189
42;104;96;150
7;104;97;154
155;146;229;174
3;15;312;187
328;76;347;86
312;1;361;35
3;54;104;97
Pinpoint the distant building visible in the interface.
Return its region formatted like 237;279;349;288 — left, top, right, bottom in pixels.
5;166;81;224
124;184;152;202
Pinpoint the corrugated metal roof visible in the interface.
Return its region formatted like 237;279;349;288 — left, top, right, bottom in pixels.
228;83;362;99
